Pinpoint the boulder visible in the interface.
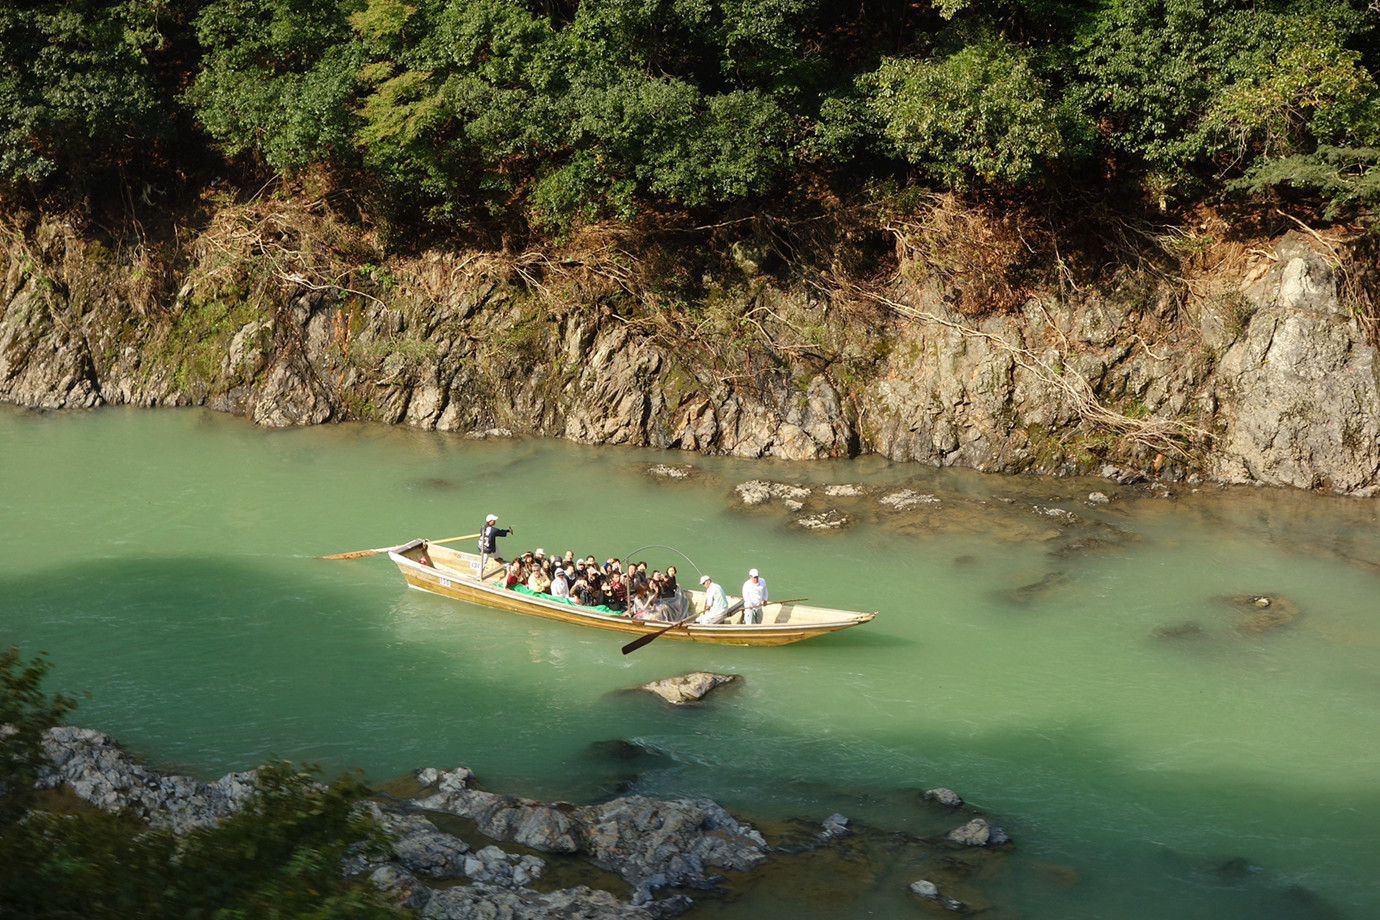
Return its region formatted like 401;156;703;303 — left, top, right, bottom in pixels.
816;813;851;841
411;768;767;891
945;817;1011;848
635;671;740;705
910;879;967;911
923;788;964;808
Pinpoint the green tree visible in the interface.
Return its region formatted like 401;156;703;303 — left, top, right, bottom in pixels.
185;0;364;171
1071;0;1377;198
0;1;173;186
0;647;75;823
859;37;1073;188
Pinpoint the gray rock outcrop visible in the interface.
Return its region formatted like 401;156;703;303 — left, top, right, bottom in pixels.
6;218;1380;493
1211;237;1380;493
34;729;761;920
410;766;767;896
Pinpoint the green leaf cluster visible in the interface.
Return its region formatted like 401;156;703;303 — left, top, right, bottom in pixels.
2;0;1379;223
0;1;172;184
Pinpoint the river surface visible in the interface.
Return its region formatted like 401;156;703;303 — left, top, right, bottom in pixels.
2;405;1377;919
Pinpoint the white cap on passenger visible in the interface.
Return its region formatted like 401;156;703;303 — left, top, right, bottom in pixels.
700;575;711;584
486;514;497;522
749;568;759;577
535;548;545;555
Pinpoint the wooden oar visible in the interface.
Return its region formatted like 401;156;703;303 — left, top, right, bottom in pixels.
621;614;697;655
317;532;480;560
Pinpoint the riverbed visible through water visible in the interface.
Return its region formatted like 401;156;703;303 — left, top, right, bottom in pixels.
2;406;1377;919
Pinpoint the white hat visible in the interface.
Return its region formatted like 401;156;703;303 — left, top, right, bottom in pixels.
535;548;545;555
486;514;497;522
749;568;759;577
699;575;711;584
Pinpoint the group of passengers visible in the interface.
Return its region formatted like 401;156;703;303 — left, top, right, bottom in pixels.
499;548;686;621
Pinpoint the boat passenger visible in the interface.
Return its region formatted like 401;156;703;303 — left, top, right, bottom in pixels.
602;572;628;611
503;560;524;589
630;583;655;619
551;567;570;600
742;568;769;625
659;566;679;599
630;562;649;590
478;513;512;577
696;575;729;624
527;565;551;594
571;576;595;606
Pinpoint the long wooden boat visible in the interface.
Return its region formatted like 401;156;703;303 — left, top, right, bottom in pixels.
386;539;876;647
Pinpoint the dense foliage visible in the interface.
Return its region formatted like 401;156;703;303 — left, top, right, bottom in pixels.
0;647;401;920
2;0;1378;227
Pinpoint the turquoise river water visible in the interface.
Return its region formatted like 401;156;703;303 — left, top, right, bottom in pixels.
2;406;1377;919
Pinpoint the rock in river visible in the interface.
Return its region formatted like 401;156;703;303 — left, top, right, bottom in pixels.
635;671;741;704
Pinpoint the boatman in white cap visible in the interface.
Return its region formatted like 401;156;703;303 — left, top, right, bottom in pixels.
742;568;769;624
695;574;730;624
478;513;513;579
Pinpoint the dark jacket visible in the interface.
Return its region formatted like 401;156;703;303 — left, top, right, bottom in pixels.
479;523;511;554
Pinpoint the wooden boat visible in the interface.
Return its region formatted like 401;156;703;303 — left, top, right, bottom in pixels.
386;539;876;647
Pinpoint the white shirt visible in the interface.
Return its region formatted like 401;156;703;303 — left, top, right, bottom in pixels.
696;581;729;623
742;575;769;609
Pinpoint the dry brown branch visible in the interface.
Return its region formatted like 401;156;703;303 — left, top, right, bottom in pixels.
866;290;1203;460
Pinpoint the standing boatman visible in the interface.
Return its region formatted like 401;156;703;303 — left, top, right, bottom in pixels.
478;513;513;579
742;568;769;624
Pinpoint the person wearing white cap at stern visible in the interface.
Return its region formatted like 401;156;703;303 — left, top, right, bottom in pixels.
742;568;769;624
695;574;730;624
477;513;512;579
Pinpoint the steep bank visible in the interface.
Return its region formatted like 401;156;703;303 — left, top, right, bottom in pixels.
3;194;1378;494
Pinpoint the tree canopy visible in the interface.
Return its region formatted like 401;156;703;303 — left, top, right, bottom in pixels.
2;0;1377;227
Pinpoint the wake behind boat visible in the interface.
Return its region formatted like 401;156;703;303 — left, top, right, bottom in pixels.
386;539;876;647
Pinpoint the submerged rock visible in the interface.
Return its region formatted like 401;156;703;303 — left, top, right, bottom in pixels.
816;813;851;841
1217;594;1301;632
993;571;1068;606
910;879;967;911
879;489;941;510
923;788;964;808
944;817;1011;848
793;509;852;531
635;671;740;705
736;479;811;506
647;463;694;480
1154;622;1206;640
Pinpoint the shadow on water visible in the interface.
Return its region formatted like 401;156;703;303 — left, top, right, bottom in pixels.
2;552;1376;920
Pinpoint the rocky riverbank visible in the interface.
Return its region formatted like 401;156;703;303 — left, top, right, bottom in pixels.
3;197;1378;494
36;725;1015;918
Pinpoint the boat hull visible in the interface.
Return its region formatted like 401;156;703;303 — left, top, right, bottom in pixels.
387;540;874;647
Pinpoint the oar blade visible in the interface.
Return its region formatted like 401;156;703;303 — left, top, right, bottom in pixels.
317;545;395;560
621;616;693;655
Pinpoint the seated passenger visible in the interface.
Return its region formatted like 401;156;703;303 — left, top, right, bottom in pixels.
527;565;551;594
550;567;570;600
660;566;679;599
630;583;655;619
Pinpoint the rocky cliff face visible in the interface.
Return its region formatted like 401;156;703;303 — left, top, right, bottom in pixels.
3;209;1378;495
